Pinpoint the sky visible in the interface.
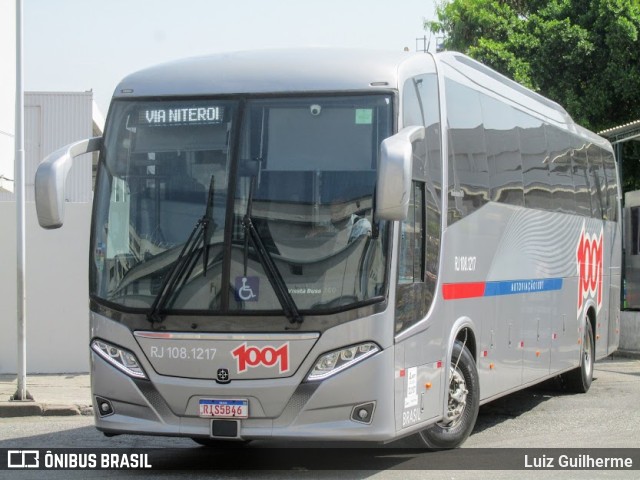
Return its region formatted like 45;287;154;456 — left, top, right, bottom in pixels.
24;0;437;116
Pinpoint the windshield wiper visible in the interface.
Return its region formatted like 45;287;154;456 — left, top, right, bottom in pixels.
147;176;216;323
202;175;216;275
242;175;303;325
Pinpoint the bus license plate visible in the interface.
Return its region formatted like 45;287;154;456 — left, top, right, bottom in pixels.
199;399;248;418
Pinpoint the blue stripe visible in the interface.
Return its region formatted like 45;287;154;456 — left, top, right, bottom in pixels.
200;399;246;406
483;278;563;297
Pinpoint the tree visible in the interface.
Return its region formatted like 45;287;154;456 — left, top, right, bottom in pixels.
427;0;640;189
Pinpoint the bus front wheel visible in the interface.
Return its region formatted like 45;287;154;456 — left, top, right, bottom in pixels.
418;341;479;449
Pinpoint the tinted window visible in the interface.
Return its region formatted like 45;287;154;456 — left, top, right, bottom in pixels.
545;126;576;214
446;80;489;224
481;95;524;206
571;137;592;217
603;151;618;221
586;144;606;219
396;182;431;332
398;182;425;284
403;78;424;127
519;114;552;211
416;74;442;298
92;96;393;315
398;76;443;332
443;84;615;220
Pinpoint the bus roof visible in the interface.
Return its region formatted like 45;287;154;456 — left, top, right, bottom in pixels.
113;48;416;99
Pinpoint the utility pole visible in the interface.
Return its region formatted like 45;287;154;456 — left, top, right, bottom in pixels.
12;0;31;402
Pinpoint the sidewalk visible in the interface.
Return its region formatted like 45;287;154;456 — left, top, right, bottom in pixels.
0;373;93;417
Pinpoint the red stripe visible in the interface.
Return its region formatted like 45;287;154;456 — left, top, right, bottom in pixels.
442;282;486;300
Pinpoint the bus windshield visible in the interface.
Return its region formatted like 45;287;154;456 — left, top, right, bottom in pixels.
91;95;392;317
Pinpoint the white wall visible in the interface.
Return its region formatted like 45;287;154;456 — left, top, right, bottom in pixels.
0;92;95;374
0;202;91;373
0;92;94;203
0;0;16;193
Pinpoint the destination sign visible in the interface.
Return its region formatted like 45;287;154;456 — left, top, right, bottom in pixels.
139;106;224;126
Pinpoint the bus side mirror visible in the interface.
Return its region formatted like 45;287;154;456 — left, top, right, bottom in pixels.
35;137;103;229
375;126;424;221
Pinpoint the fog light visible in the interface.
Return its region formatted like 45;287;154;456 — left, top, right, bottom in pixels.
306;342;380;381
91;339;147;379
351;402;375;424
95;396;114;417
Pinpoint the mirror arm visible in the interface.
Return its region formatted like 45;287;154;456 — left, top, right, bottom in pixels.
398;125;425;144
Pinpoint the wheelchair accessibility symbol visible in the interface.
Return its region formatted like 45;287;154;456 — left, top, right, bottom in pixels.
235;276;259;302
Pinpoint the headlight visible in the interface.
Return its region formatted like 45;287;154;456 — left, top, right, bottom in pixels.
91;339;147;379
306;342;380;381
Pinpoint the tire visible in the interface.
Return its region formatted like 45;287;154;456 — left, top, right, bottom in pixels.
563;319;595;393
191;438;251;448
418;340;479;449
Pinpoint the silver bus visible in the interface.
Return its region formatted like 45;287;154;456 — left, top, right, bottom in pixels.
35;49;621;448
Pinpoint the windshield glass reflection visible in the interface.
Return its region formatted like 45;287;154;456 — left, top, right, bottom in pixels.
91;95;391;315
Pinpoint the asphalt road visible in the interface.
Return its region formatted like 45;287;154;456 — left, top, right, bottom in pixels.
0;356;638;479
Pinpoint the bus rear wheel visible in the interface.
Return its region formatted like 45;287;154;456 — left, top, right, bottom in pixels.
418;341;479;449
563;319;594;393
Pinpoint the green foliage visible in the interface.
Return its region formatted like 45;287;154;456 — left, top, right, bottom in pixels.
427;0;640;187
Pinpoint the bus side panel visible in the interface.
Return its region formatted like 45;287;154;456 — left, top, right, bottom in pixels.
489;294;525;392
439;204;525;401
393;320;446;433
521;288;552;384
550;276;580;374
439;204;614;400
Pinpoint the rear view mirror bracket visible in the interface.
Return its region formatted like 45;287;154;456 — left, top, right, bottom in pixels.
35;136;103;229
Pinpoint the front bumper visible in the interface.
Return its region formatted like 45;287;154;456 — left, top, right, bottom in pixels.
92;345;397;442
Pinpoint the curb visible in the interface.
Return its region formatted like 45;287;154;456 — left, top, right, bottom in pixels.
0;402;93;418
611;349;640;360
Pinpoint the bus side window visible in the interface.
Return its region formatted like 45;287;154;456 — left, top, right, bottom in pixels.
519;113;552;211
545;125;576;214
481;95;524;207
603;151;618;221
571;137;592;218
398;182;425;284
396;181;430;332
446;79;489;224
587;144;606;220
396;76;440;333
417;74;442;300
